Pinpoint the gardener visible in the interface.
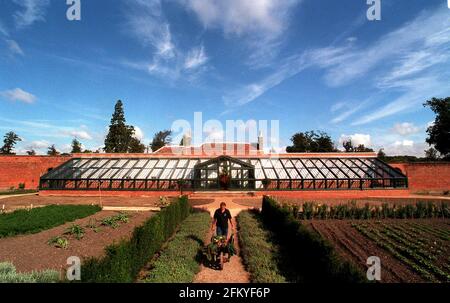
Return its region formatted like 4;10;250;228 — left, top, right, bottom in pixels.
211;202;233;237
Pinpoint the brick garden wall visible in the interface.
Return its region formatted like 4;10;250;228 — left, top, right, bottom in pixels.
0;156;71;190
391;162;450;192
1;155;449;194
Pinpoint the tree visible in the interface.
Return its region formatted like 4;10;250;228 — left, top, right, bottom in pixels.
26;149;36;156
355;144;374;152
286;131;336;153
377;148;386;159
343;140;354;152
424;97;450;159
47;145;59;156
151;130;172;152
0;131;21;154
424;147;439;160
104;100;135;153
71;138;82;153
342;140;373;152
128;137;146;153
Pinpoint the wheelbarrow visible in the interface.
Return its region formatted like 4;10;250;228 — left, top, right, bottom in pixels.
203;233;236;270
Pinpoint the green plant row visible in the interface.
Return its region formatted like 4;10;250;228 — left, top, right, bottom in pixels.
144;211;210;283
237;211;287;283
352;224;438;282
285;201;450;220
378;225;437;261
353;224;450;282
0;205;101;238
375;231;447;280
407;222;450;241
0;262;59;283
261;196;365;283
80;196;190;282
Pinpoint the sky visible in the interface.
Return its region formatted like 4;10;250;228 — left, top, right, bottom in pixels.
0;0;449;155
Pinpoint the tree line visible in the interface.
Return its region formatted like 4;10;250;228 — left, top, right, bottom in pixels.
0;97;449;161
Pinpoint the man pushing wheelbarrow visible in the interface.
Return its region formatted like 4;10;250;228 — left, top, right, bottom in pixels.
203;202;236;270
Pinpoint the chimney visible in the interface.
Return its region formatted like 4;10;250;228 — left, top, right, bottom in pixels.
257;131;264;152
182;131;192;147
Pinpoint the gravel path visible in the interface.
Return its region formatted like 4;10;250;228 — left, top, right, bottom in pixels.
193;198;252;283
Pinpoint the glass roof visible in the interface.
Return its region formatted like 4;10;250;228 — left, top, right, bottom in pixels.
41;157;406;181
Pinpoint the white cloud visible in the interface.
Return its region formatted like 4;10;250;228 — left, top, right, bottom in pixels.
384;140;427;157
339;134;372;148
392;122;421;136
180;0;300;67
181;0;299;37
26;140;49;150
5;39;24;56
133;126;145;141
1;88;36;104
184;45;208;70
395;140;414;147
12;0;50;29
63;130;93;141
125;1;175;59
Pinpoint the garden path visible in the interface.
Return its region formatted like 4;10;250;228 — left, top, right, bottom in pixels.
193;198;252;283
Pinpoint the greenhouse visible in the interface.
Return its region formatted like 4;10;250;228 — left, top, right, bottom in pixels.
39;155;408;192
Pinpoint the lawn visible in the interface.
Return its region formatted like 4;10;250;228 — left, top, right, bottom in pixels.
0;204;101;238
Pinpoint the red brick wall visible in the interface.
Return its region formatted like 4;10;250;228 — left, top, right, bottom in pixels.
39;190;191;197
391;162;450;191
0;156;71;190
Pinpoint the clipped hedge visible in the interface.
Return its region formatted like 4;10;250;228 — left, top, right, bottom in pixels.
144;211;210;283
0;205;101;238
81;196;190;283
261;196;365;283
237;211;286;283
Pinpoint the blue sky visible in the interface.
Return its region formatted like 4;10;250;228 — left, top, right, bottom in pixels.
0;0;449;155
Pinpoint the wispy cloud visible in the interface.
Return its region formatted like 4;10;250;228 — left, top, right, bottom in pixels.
1;88;36;103
0;20;8;36
180;0;301;67
331;100;370;124
224;5;450;125
123;0;209;80
12;0;50;29
352;75;446;125
5;39;24;56
184;45;208;70
223;53;309;107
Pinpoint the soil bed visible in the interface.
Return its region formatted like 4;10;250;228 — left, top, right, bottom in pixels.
0;210;154;273
305;218;450;283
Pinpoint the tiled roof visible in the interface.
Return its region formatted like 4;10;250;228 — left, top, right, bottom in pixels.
153;143;262;156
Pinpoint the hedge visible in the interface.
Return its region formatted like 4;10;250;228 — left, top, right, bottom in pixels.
237;211;287;283
144;211;210;283
0;205;101;238
261;196;365;283
80;196;190;283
